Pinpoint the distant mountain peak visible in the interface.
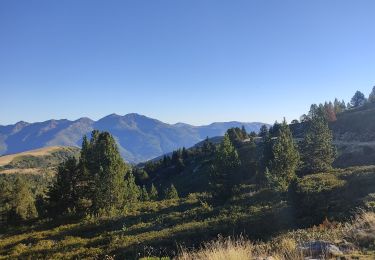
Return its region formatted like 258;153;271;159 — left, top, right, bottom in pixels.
1;114;267;163
75;117;94;123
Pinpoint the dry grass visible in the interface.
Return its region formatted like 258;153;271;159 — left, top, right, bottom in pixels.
177;211;375;260
178;236;255;260
345;211;375;248
177;235;303;260
0;146;64;166
0;168;46;175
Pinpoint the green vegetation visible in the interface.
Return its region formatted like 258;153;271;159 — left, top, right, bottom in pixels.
0;176;38;224
209;133;241;201
300;108;336;174
2;88;375;259
265;119;300;192
1;165;375;258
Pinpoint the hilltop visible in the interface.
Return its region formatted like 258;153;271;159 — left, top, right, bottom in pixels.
0;146;80;175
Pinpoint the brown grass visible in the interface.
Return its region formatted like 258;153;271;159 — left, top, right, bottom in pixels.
0;146;68;166
0;168;43;175
177;211;375;260
177;235;303;260
345;210;375;248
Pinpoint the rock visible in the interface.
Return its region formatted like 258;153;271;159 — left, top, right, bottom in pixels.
298;241;343;258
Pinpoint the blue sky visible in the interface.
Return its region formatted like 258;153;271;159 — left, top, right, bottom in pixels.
1;0;374;125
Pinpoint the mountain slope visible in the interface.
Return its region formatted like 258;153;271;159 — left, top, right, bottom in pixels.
0;114;265;163
0;146;80;175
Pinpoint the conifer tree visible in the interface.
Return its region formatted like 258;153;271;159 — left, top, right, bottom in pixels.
202;137;215;155
369;86;375;103
123;172;140;204
301;113;335;174
48;157;79;216
140;185;150;201
210;133;241;201
334;98;346;114
351;90;366;107
182;147;188;159
11;177;38;222
164;184;179;199
89;132;128;212
241;125;247;139
133;168;149;185
266;119;300;192
0;178;12;223
149;183;159;201
259;125;269;138
260;125;273;176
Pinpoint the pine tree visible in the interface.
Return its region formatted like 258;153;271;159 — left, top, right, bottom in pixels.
0;178;12;223
140;185;150;201
133;168;149;185
123;172;140;204
164;184;179;199
47;131;141;216
149;183;159;200
334;98;346;114
259;125;269;138
182;147;188;159
210;133;241;201
260;125;273;175
48;157;79;216
301;113;336;174
241;125;247;139
202;137;215;155
369;86;375;103
266;119;300;192
269;121;281;137
85;131;132;213
351;90;366;107
11;177;38;222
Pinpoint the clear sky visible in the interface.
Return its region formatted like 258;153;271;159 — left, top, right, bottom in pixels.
1;0;374;126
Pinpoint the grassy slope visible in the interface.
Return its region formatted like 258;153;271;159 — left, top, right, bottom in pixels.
1;166;375;259
0;146;80;175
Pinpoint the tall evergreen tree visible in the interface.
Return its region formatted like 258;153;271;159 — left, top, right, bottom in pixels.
149;183;159;201
301;113;335;174
202;137;215;155
10;177;38;222
334;98;346;114
48;131;141;216
0;178;12;223
351;90;366;107
269;121;282;137
182;147;188;159
259;125;269;138
123;172;140;204
90;132;129;212
48;157;79;216
210;133;241;201
266;119;300;192
241;125;247;139
369;86;375;103
164;184;179;199
260;125;273;174
140;185;150;201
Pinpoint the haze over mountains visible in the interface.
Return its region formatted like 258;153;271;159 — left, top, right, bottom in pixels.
0;113;265;163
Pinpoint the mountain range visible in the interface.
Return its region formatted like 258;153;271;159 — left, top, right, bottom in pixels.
0;113;266;163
